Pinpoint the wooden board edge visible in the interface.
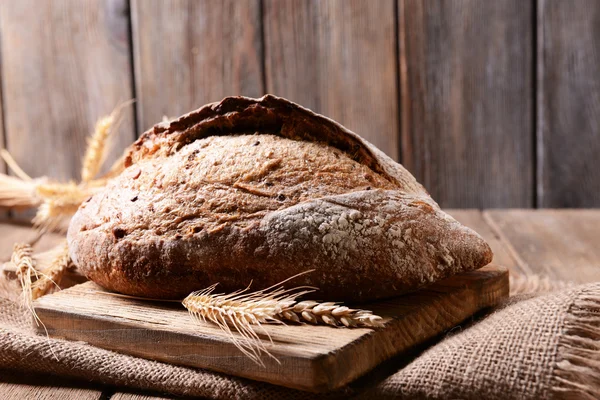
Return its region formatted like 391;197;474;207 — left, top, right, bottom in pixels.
33;265;509;393
315;265;509;391
33;302;326;392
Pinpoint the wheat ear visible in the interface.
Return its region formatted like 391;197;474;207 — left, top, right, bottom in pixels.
81;100;133;183
31;241;71;300
183;282;314;365
183;274;385;365
281;301;385;328
81;115;114;183
8;243;61;360
33;199;80;233
11;243;37;312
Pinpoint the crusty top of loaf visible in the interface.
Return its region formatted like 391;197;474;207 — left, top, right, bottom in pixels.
68;95;492;301
125;95;426;196
78;133;396;237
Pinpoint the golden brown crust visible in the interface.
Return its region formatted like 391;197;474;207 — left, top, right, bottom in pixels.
67;95;492;301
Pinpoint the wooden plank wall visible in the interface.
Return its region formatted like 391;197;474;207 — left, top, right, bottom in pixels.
537;0;600;207
0;0;598;209
399;0;533;208
0;0;136;181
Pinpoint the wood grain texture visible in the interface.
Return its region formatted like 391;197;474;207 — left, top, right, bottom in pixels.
446;209;521;273
111;393;171;400
485;210;600;282
0;221;64;261
34;266;508;393
131;0;264;133
399;0;533;208
0;0;135;182
0;369;102;400
537;0;600;207
263;0;399;160
0;79;7;218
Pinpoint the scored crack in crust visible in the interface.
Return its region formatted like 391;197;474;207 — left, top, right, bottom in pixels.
67;95;493;301
78;134;397;238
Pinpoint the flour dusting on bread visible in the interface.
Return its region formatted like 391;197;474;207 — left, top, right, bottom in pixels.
67;95;492;301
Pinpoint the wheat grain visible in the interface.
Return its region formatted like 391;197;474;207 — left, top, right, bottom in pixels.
182;274;385;364
31;241;71;300
285;301;385;328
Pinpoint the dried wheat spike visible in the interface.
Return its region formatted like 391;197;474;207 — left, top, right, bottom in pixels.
35;181;85;199
81;100;133;183
183;274;385;364
284;301;385;328
31;241;71;300
183;283;308;365
33;198;82;232
11;243;37;311
81;115;114;183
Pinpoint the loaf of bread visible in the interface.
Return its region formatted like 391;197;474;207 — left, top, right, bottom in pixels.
67;95;492;301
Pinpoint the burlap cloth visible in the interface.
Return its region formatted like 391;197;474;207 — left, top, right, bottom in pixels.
1;275;598;399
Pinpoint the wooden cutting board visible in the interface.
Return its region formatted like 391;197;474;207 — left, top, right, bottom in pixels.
34;265;508;393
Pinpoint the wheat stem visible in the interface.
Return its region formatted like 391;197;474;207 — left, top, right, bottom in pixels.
0;173;40;209
0;149;33;181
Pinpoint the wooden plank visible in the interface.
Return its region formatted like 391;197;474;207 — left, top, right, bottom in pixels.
0;369;102;400
0;0;136;182
445;209;521;274
263;0;399;160
485;210;600;283
399;0;533;208
0;222;64;260
0;50;7;219
34;266;508;393
537;0;600;207
131;0;264;132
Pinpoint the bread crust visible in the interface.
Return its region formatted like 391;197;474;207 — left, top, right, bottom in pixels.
67;95;492;301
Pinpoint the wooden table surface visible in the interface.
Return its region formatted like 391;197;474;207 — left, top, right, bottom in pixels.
1;209;599;399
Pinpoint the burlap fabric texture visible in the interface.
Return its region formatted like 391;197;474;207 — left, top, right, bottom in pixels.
1;277;598;399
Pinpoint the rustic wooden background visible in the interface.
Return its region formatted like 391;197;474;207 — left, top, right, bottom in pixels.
0;0;597;209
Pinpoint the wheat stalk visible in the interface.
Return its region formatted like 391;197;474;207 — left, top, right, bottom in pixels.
182;274;385;365
0;149;33;181
0;173;40;209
